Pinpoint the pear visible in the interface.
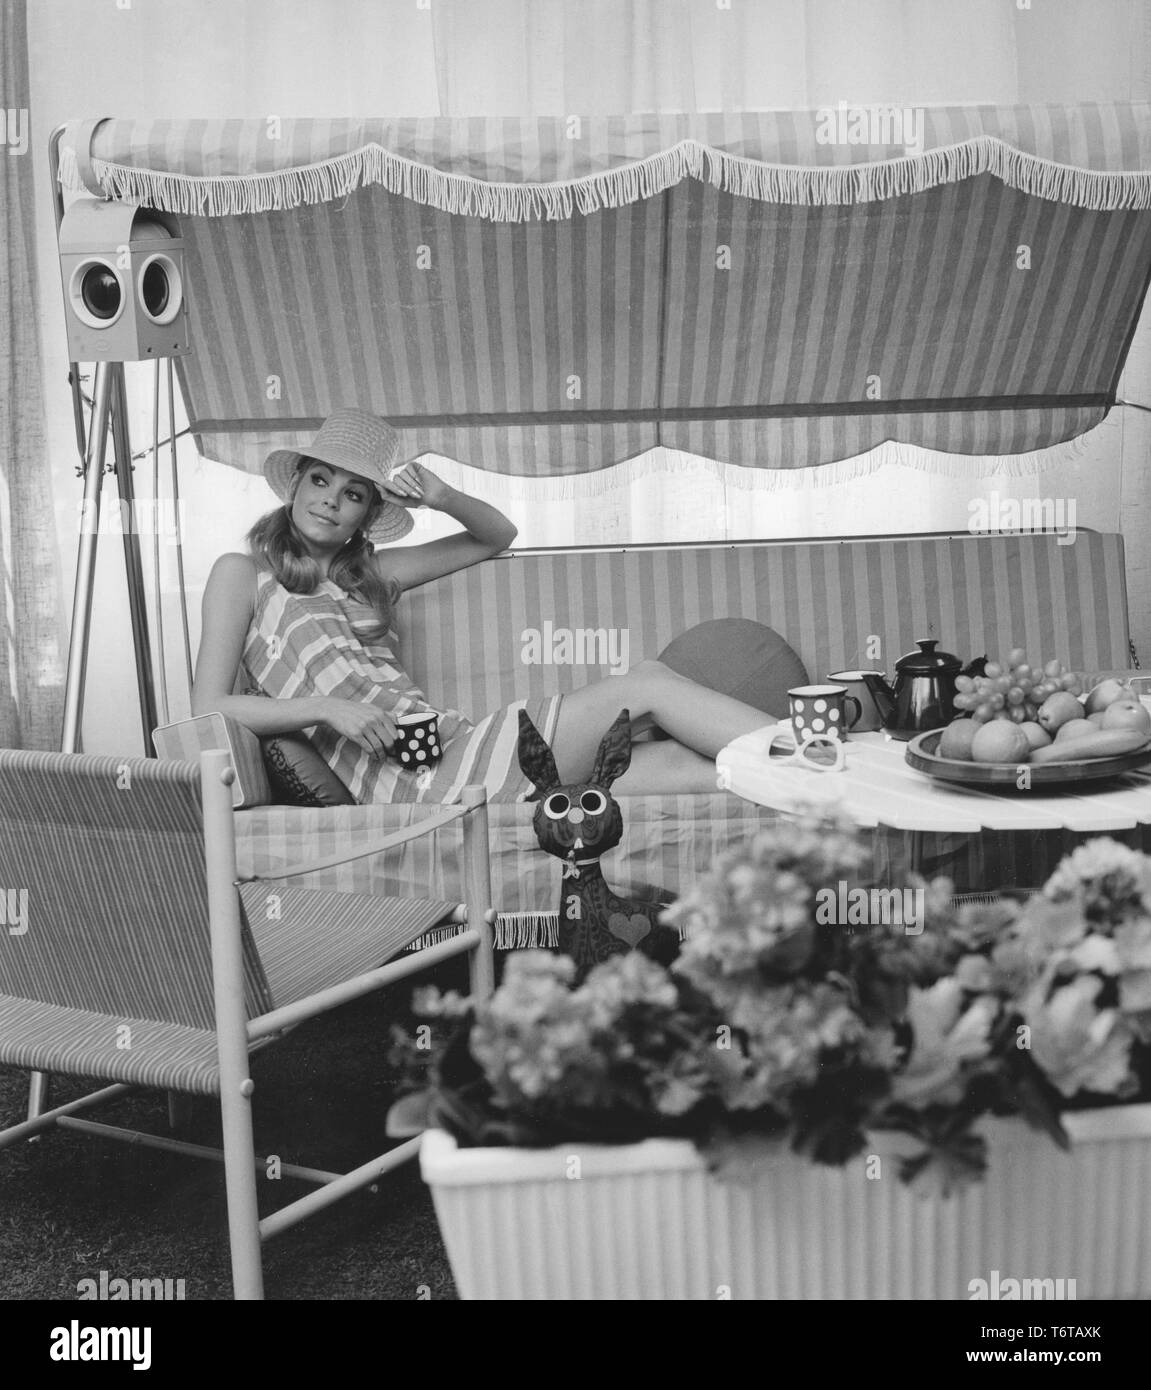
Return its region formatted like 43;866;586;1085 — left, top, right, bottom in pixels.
1037;691;1086;733
1084;678;1133;715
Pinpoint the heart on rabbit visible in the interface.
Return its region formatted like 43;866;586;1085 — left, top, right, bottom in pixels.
608;912;651;946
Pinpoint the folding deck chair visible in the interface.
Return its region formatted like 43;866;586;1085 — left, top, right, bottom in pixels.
0;747;494;1300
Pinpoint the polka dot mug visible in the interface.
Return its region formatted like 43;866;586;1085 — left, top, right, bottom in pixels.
394;711;443;768
787;684;862;744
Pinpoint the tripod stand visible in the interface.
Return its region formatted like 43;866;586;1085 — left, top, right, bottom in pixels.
28;127;195;1122
61;358;160;754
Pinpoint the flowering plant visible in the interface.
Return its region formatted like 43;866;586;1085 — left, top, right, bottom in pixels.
389;813;1151;1190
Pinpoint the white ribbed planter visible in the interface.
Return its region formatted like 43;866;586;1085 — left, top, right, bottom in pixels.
421;1105;1151;1300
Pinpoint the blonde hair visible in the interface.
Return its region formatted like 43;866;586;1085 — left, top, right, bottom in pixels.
247;460;395;641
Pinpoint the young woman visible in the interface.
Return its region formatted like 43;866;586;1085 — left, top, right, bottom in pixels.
192;408;778;801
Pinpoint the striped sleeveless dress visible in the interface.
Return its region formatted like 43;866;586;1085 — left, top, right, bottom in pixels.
240;568;564;805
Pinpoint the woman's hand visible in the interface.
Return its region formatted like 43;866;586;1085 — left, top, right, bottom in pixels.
318;698;399;758
381;461;453;510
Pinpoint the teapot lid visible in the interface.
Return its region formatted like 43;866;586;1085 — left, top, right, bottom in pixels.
895;638;962;674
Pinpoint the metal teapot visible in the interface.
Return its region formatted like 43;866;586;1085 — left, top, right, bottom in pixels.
860;639;962;741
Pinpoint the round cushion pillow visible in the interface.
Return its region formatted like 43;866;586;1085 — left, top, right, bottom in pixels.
657;619;809;719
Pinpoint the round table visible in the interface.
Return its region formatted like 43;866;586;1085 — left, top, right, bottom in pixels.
717;714;1151;888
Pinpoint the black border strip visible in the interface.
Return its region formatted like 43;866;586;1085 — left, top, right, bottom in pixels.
191;395;1109;433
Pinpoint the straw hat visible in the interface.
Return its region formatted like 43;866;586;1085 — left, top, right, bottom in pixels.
263;408;415;545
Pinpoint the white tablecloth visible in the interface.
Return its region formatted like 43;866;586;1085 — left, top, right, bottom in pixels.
718;714;1151;836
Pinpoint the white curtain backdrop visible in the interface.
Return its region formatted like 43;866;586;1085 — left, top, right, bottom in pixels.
24;0;1151;748
425;0;1150;548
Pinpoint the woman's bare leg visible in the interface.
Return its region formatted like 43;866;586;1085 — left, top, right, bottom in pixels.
549;659;776;783
610;738;721;795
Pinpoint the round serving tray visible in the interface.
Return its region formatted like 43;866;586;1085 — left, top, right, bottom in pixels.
905;728;1151;790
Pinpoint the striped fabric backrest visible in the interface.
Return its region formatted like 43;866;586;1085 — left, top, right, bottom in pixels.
0;751;270;1029
396;532;1129;715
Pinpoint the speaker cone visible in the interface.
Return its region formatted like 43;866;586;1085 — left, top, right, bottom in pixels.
141;261;169;317
137;253;182;325
69;259;125;329
81;265;121;319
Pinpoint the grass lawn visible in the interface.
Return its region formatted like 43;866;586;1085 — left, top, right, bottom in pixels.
0;961;468;1301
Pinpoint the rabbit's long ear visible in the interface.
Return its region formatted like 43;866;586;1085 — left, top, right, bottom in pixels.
518;709;560;800
590;708;632;789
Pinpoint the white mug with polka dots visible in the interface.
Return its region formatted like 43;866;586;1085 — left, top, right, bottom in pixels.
394;711;442;768
787;685;862;744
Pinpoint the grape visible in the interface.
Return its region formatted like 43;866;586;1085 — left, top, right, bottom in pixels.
985;662;1003;679
994;676;1010;694
1008;647;1026;666
974;702;993;722
1059;673;1077;690
1014;664;1032;681
1017;676;1033;694
1045;659;1063;677
1007;687;1025;705
989;693;1005;710
1008;705;1026;723
953;692;972;710
956;674;974;693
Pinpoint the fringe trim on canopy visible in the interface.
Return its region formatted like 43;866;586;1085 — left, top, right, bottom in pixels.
416;431;1097;502
489;912;688;950
405;924;468;953
493;912;558;951
405;914;563;952
405;895;1035;951
58;135;1151;220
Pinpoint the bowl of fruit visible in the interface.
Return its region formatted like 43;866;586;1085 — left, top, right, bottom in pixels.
905;653;1151;789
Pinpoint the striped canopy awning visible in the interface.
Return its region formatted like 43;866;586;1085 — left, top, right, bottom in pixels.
58;105;1151;481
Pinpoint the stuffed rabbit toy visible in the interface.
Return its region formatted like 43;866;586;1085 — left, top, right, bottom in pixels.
517;707;679;976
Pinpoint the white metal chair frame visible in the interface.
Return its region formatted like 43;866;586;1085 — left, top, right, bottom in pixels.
0;750;494;1300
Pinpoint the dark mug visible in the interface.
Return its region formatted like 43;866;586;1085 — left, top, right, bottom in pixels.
393;711;442;767
788;684;862;744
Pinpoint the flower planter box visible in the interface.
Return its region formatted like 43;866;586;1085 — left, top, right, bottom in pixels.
421;1105;1151;1300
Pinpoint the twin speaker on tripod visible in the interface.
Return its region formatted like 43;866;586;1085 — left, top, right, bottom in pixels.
58;196;190;363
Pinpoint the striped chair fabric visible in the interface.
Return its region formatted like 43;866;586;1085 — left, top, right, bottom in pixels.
239;883;455;1007
0;750;455;1095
